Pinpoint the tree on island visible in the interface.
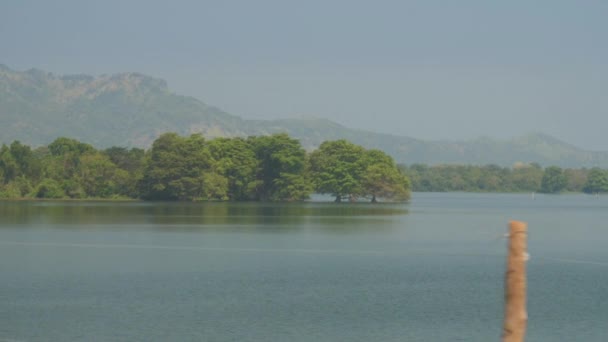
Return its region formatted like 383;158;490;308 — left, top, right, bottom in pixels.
309;140;366;202
583;168;608;194
138;133;225;201
248;134;312;201
207;137;258;201
361;150;410;202
539;166;567;193
309;140;410;202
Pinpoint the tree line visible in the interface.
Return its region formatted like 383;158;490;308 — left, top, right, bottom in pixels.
0;133;410;202
400;163;608;194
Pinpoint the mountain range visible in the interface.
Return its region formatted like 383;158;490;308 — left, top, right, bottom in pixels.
1;64;607;167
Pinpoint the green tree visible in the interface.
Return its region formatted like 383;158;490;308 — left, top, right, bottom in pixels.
510;163;543;192
48;137;94;156
0;176;32;198
564;168;589;192
102;147;145;197
9;141;42;182
207;137;258;200
44;137;96;184
103;147;145;173
78;153;124;198
42;138;101;197
201;171;230;200
362;164;410;202
139;133;218;200
0;144;18;184
360;149;410;202
34;178;65;199
400;164;422;191
539;166;567;193
309;140;366;202
248;134;311;201
403;162;552;193
583;168;608;194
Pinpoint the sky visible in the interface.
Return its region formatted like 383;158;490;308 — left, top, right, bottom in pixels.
2;0;608;150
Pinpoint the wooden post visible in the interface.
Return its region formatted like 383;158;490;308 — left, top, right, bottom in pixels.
502;221;528;342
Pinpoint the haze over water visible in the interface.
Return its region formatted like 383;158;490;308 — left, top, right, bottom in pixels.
1;193;608;341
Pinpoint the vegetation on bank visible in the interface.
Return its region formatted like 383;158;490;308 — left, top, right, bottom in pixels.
0;134;410;202
401;163;608;194
4;132;606;202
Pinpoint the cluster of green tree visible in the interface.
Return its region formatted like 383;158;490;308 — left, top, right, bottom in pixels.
0;138;143;200
310;140;410;202
0;134;410;202
401;163;608;194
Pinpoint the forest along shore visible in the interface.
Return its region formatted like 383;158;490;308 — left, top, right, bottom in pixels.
0;134;409;202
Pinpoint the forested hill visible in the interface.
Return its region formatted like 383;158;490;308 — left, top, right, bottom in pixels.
0;64;247;147
2;64;608;167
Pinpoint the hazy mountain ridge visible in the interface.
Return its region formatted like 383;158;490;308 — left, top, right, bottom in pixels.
2;65;607;167
0;65;249;147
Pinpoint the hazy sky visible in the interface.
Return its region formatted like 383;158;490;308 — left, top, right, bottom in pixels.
2;0;608;149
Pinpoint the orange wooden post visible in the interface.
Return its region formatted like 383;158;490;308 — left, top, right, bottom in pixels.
502;220;528;342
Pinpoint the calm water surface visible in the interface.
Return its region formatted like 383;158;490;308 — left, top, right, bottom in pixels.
1;193;607;341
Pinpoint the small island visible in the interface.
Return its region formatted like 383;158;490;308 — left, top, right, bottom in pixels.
0;134;410;203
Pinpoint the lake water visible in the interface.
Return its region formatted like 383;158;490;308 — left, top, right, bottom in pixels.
1;193;607;341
